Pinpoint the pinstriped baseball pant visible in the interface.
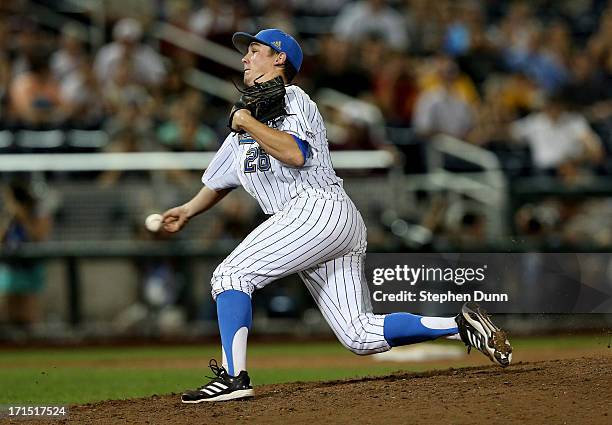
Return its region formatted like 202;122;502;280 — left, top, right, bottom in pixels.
211;186;390;354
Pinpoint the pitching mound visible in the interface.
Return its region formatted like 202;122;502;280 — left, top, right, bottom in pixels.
63;356;611;424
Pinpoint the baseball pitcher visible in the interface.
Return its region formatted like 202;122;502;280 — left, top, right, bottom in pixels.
161;29;513;403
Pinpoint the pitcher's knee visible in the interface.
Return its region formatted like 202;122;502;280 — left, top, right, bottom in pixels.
341;314;389;355
210;272;254;300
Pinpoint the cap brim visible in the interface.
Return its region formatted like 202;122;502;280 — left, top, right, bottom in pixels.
232;32;257;54
232;32;280;54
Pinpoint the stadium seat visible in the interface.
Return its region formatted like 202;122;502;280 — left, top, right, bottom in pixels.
16;129;65;151
0;130;14;151
66;130;110;150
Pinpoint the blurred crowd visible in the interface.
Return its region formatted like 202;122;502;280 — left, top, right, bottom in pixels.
0;1;608;156
0;0;611;248
2;0;612;329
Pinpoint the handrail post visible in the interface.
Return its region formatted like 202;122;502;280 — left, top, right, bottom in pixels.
66;256;81;326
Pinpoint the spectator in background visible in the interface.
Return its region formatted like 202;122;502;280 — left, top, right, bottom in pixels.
9;48;64;128
358;33;390;82
510;93;604;183
502;26;570;94
310;35;370;97
179;88;205;122
413;56;475;139
333;0;408;51
580;4;612;136
50;24;86;82
165;0;192;30
10;21;43;77
0;20;9;53
443;0;486;57
491;2;569;93
563;53;612;132
291;0;350;17
156;100;217;152
94;18;166;88
159;0;198;69
372;52;419;126
102;57;155;134
96;0;155;27
0;52;10;122
402;0;452;55
497;71;542;118
189;0;256;44
104;93;154;150
586;5;612;68
490;1;539;56
0;179;52;326
0;21;10;112
467;77;515;146
257;0;297;35
585;49;612;128
562;52;612;118
418;53;479;106
541;20;572;73
454;20;503;93
189;0;237;38
160;64;190;103
60;60;108;129
152;64;190;123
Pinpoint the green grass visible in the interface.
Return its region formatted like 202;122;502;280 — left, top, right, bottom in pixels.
0;342;349;363
0;366;409;405
0;335;606;405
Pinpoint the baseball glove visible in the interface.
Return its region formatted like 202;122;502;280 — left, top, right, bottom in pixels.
229;76;287;131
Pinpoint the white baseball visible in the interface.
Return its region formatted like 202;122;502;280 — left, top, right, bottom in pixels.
145;213;163;232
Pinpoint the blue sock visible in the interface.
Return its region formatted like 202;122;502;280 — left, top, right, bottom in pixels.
383;313;458;347
216;290;252;376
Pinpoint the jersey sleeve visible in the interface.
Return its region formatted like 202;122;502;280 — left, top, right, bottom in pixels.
280;88;318;146
201;136;241;190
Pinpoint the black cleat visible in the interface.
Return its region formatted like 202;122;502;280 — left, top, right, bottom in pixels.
455;302;513;367
181;359;254;403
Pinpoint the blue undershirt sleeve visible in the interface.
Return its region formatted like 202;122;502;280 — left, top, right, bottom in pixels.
290;134;309;164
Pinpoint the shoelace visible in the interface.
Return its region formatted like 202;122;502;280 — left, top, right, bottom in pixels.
198;359;229;391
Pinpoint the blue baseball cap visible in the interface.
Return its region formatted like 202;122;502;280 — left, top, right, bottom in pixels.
232;29;303;73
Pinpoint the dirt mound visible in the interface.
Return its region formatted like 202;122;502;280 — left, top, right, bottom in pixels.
55;356;612;424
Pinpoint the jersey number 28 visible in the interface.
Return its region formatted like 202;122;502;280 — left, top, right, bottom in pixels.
244;147;271;173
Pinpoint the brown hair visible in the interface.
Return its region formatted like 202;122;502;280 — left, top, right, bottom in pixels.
267;47;297;83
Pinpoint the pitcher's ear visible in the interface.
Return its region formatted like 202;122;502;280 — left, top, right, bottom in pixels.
275;52;287;66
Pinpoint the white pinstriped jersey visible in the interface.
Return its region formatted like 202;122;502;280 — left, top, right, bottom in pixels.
204;84;392;360
202;85;342;214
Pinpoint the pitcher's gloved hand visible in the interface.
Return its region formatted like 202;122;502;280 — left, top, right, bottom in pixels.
229;76;287;132
228;100;250;132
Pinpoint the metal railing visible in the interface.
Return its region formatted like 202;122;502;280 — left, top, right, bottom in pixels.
427;134;507;205
403;134;509;239
0;150;395;172
316;88;387;143
151;22;241;102
152;22;243;71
